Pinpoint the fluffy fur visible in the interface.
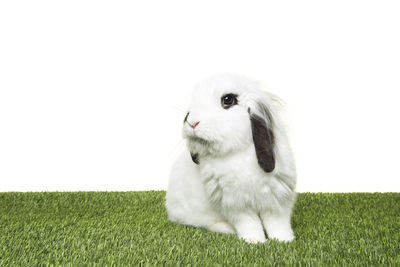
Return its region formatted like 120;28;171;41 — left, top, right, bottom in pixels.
165;74;296;243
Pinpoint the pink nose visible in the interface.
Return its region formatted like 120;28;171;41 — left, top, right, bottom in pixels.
189;121;200;129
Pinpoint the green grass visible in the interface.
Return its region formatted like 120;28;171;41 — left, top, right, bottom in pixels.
0;192;399;266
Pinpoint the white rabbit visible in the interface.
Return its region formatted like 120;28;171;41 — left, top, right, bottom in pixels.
165;74;296;243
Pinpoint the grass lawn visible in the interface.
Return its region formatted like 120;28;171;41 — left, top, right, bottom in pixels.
0;191;399;266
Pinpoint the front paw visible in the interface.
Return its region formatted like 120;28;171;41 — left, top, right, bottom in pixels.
268;229;294;242
239;234;266;244
233;212;267;244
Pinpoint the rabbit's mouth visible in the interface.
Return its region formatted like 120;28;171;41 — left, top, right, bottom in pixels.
187;136;211;147
183;126;211;144
186;135;217;155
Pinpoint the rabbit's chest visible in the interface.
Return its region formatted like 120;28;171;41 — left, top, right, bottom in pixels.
199;147;273;210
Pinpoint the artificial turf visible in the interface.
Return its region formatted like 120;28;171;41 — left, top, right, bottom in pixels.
0;192;399;266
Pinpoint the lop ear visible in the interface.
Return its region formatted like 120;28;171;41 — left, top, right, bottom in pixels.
249;107;275;172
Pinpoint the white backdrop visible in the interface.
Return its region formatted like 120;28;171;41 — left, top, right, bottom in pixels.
1;1;399;192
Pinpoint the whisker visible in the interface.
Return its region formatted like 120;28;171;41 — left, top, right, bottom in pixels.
168;105;187;114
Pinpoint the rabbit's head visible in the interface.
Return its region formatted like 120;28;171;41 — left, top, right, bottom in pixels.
183;74;276;172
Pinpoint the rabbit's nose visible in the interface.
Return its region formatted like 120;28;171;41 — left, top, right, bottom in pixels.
184;112;200;129
189;121;200;129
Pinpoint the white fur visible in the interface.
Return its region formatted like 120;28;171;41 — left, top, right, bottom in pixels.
166;74;296;243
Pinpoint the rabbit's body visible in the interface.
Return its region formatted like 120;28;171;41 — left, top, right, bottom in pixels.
166;151;236;234
166;74;296;243
201;144;294;216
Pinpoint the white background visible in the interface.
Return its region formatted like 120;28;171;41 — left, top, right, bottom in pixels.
1;1;399;192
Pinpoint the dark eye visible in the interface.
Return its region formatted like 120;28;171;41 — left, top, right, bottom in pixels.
221;94;238;109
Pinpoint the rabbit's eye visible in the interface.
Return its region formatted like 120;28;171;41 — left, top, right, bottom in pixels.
221;94;238;109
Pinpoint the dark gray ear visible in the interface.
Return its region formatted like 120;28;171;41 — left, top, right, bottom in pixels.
190;152;199;164
249;108;275;172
